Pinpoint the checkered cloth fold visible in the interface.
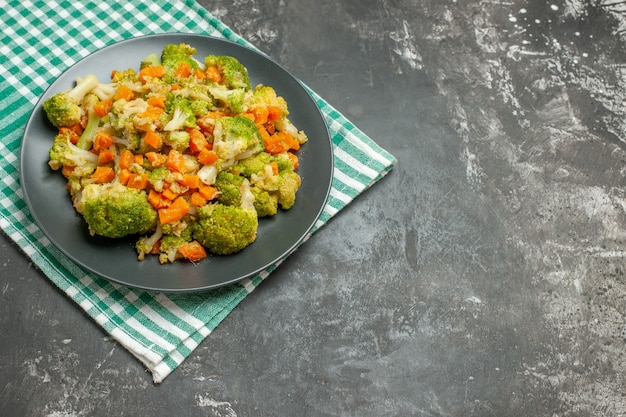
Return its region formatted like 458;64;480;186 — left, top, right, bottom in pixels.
0;0;396;383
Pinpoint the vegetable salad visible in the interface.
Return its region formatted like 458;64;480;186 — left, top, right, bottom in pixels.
42;43;307;264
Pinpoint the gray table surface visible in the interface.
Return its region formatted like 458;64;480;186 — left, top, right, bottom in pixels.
2;0;626;416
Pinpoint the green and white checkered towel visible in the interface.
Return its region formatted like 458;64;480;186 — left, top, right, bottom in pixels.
0;0;396;383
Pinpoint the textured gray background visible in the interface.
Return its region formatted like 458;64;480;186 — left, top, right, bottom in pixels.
2;0;626;416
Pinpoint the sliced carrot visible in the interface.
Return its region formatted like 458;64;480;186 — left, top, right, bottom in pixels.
174;61;192;78
118;168;132;185
197;148;218;165
287;151;299;170
62;165;75;178
158;196;190;224
144;130;162;149
264;131;298;155
145;151;166;167
180;174;200;189
91;166;115;183
93;99;113;117
187;128;208;153
256;123;271;143
114;84;134;101
193;68;206;80
189;191;208;207
207;111;227;120
286;132;300;151
147;189;161;209
178;241;207;262
166;149;185;172
263;132;287;155
267;105;283;121
60;123;84;136
161;187;179;201
119;149;134;170
270;161;279;176
134;154;144;166
250;107;268;124
170;84;181;91
59;126;80;144
264;121;276;135
97;148;115;165
197;111;226;135
148;189;170;209
277;131;299;150
198;185;219;201
138;65;166;82
127;173;149;190
139;106;164;122
93;132;113;151
150;241;161;254
147;95;166;108
205;65;222;83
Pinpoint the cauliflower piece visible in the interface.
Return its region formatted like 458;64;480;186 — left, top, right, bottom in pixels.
207;84;246;114
212;116;263;162
135;223;163;261
48;130;99;171
163;95;196;131
204;54;251;90
42;74;99;128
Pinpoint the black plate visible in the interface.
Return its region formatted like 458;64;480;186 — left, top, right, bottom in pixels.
20;34;333;292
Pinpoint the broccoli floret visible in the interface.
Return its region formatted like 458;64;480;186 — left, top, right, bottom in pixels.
271;152;295;172
79;182;157;238
207;84;246;114
214;171;244;206
244;85;288;117
161;43;199;68
277;171;301;210
112;68;139;84
189;98;211;117
135;223;163;260
76;94;101;150
232;151;271;178
148;167;170;192
251;186;278;217
163;94;196;131
48;130;99;170
112;132;142;152
192;204;258;255
212;116;264;161
160;220;191;237
164;130;190;151
204;55;251;90
213;171;257;213
161;43;200;82
109;98;149;135
42;74;99;128
158;233;192;264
